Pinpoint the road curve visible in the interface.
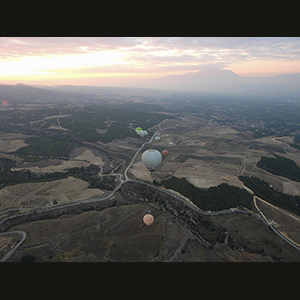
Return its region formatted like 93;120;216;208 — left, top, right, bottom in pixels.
0;231;27;262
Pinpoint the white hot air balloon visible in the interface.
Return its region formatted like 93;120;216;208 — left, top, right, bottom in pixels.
141;149;162;172
154;136;161;142
140;130;148;139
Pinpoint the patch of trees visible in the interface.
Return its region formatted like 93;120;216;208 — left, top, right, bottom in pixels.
248;128;275;139
2;104;177;158
161;176;253;211
59;116;105;143
98;121;137;143
290;136;300;150
0;158;115;190
0;164;69;188
239;175;300;216
56;107;173;143
257;154;300;182
84;105;177;129
67;165;115;190
15;136;76;159
290;144;300;150
21;255;35;262
0;158;15;173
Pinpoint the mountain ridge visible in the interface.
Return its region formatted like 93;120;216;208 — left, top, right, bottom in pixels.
1;70;299;102
136;69;300;96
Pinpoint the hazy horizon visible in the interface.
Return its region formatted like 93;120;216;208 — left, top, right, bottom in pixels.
1;37;300;87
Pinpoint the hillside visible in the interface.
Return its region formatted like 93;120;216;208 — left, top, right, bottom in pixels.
5;181;300;262
0;84;86;104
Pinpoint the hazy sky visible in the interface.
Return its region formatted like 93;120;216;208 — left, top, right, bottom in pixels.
1;37;300;86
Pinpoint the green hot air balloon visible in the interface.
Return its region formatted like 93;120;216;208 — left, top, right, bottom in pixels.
135;127;143;135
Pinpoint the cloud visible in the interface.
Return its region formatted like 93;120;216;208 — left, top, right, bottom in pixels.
0;37;142;60
1;37;300;82
2;37;299;61
38;63;210;75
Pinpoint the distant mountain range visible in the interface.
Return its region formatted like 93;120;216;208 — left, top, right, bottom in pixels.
0;69;299;104
0;83;169;105
0;83;89;104
136;69;300;97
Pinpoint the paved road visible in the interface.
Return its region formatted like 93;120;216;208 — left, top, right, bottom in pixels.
0;231;27;262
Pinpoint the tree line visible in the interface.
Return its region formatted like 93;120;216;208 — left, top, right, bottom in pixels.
0;158;115;190
239;175;300;216
290;136;300;150
160;176;253;211
15;136;76;159
257;154;300;182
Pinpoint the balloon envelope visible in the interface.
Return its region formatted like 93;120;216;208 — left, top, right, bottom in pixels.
154;136;160;142
2;100;9;106
143;214;154;226
141;149;162;172
140;130;148;138
162;150;168;156
135;127;143;135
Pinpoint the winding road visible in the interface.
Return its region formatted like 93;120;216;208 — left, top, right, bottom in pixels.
1;118;300;261
0;231;27;262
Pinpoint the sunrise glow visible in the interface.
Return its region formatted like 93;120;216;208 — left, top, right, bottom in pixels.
0;37;299;86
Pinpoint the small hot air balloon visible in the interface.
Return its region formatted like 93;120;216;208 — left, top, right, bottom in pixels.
141;149;162;172
135;127;143;135
2;100;9;106
162;150;168;156
154;136;161;142
143;214;154;227
140;130;148;139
